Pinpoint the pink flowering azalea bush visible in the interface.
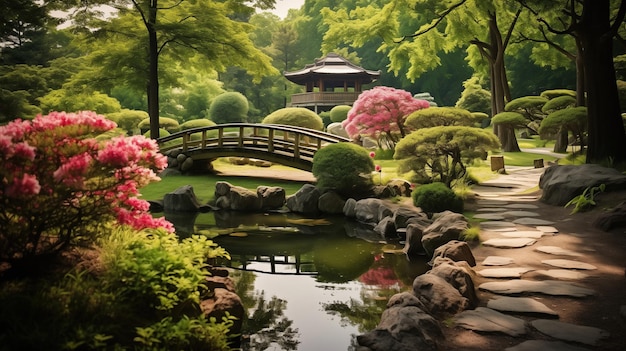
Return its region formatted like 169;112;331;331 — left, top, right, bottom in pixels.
342;86;430;149
0;111;172;263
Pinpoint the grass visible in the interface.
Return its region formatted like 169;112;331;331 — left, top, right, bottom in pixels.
140;164;312;202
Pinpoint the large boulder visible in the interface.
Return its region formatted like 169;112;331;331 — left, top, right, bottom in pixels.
387;179;413;197
429;240;476;267
421;211;469;256
326;122;350;138
428;257;479;308
594;201;626;231
318;191;346;214
412;274;470;319
403;221;431;257
286;184;321;213
257;186;286;210
227;185;262;211
163;185;203;212
393;206;428;229
374;216;398;239
354;198;392;223
343;198;357;218
357;292;443;351
539;164;626;205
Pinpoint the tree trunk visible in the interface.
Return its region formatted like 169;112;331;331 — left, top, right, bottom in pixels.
580;0;626;164
148;1;160;139
501;127;521;152
553;128;569;153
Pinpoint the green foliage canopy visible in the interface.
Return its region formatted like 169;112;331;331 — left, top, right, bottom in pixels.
405;107;480;129
395;126;501;187
208;92;250;124
312;142;375;194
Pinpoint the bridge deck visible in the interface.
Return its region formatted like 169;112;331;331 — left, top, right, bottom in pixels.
157;123;351;171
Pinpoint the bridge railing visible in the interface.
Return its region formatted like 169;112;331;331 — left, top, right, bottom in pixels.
157;123;351;165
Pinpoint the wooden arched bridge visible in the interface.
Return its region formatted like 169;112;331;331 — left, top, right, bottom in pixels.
157;123;351;171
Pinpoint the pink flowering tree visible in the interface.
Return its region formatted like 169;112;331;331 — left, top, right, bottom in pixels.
0;111;173;264
342;86;430;149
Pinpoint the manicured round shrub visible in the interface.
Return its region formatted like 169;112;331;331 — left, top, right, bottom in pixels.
107;109;148;133
262;107;324;130
329;105;352;122
208;92;249;124
412;182;464;214
138;117;180;132
180;118;217;130
143;128;170;139
312;142;374;193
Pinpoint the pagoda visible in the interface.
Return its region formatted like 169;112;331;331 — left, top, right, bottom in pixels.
284;53;381;113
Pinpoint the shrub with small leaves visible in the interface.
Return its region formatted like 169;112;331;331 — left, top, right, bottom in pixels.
412;182;464;214
312;142;374;194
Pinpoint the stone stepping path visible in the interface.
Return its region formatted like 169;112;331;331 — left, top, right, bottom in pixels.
479;279;595;297
482;256;514;266
505;340;591;351
535;269;589;280
453;307;527;336
535;246;582;257
478;267;534;278
531;319;610;346
487;296;558;317
483;238;536;248
470;183;608;347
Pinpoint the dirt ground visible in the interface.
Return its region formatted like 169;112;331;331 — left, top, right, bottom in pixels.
220;165;626;350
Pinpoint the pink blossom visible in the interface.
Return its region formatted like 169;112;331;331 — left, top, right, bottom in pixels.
375;165;382;172
53;153;93;188
12;142;36;161
5;173;41;198
369;151;376;158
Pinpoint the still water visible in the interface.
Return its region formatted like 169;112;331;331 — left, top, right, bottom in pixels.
165;210;430;351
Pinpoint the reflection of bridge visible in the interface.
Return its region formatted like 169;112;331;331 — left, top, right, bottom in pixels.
225;254;318;276
157;123;351;171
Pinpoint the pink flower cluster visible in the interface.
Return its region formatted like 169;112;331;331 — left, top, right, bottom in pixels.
1;111;173;234
342;86;430;144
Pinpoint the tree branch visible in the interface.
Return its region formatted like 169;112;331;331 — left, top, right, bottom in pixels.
394;0;467;43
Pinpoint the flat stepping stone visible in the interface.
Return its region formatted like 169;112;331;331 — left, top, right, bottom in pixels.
476;207;507;212
487;296;558;316
500;231;545;239
478;267;533;278
482;256;514;266
505;340;591;351
542;259;597;270
531;319;610;346
536;246;582;257
502;210;541;217
474;213;506;220
454;307;527;336
503;203;539;209
513;217;555;225
536;269;589;280
479;279;595;297
537;225;559;233
483;238;536;248
481;221;517;227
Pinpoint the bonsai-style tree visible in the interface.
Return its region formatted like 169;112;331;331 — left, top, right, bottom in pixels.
395;126;501;187
138;117;180;134
541;94;577;152
539;106;588;155
329;105;352;123
262;107;324;131
491;111;527;152
455;77;492;116
208;92;249;124
342;86;430;149
312;142;375;196
504;96;549;135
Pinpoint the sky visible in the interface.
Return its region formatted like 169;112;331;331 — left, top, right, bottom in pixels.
266;0;306;18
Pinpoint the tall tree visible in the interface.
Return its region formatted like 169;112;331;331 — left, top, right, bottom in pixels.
66;0;277;138
521;0;626;164
322;0;531;151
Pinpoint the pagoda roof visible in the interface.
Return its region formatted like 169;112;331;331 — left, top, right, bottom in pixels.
284;53;381;85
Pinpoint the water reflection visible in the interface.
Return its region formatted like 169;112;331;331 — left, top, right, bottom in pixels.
165;210;429;351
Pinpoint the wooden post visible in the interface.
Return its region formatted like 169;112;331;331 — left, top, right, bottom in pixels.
268;129;275;153
533;159;544;168
490;155;505;171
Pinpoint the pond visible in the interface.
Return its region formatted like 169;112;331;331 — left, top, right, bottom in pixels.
165;210;430;351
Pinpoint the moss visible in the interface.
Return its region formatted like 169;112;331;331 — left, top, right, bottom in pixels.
412;182;464;213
